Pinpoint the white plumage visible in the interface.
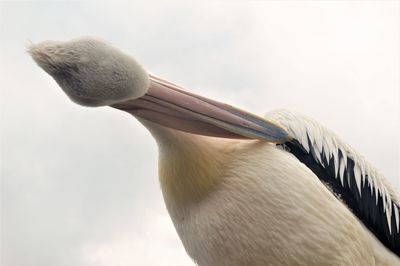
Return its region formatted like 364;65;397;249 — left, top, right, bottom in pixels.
145;110;400;265
29;37;400;265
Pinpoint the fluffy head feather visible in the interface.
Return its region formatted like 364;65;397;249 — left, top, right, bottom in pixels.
28;37;149;107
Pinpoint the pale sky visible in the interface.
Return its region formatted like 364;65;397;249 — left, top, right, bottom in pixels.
1;1;399;265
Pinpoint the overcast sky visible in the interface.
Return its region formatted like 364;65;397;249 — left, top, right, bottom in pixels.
1;1;399;265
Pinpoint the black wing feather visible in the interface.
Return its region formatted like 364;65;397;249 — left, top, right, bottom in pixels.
280;139;400;256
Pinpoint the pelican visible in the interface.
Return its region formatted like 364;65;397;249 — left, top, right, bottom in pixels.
29;37;400;265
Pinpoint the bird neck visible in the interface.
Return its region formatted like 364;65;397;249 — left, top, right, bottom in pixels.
139;119;234;213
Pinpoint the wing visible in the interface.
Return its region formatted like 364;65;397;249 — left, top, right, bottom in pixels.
265;109;400;256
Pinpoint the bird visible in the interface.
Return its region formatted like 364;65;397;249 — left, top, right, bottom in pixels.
28;37;400;265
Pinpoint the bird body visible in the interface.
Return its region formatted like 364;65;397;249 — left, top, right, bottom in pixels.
28;37;400;265
144;117;399;266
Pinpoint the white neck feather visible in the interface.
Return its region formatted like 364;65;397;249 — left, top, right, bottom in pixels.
138;118;237;216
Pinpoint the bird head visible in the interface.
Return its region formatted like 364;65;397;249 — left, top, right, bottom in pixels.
29;37;291;143
28;37;149;107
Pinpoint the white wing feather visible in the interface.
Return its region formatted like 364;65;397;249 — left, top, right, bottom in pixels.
266;109;400;233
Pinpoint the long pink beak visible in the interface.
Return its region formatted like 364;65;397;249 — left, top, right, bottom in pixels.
112;74;290;143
